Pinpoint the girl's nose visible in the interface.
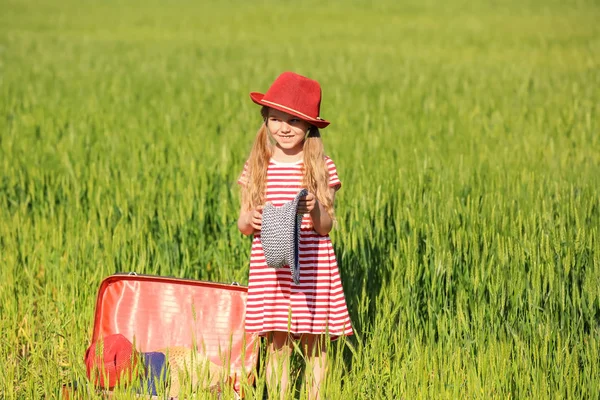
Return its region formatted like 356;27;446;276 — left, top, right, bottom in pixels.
280;121;292;133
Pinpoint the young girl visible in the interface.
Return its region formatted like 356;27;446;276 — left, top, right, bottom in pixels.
237;72;353;400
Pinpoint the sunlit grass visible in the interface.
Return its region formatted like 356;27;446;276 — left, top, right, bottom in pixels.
0;0;598;398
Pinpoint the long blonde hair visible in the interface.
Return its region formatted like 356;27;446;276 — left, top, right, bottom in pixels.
240;107;335;218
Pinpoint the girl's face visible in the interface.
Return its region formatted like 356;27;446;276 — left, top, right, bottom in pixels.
267;108;311;155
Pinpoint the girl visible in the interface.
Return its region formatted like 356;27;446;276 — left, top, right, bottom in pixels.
237;72;353;400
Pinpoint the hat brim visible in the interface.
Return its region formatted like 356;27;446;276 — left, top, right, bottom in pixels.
250;92;330;129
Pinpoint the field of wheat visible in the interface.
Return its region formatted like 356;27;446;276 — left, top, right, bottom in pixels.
1;0;599;398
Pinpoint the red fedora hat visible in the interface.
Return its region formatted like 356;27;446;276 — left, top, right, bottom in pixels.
250;71;330;129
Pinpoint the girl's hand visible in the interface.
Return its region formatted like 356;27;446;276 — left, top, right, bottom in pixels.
248;205;264;231
298;192;317;214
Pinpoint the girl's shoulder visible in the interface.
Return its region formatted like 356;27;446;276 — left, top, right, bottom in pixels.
323;155;339;170
323;154;335;164
323;155;342;189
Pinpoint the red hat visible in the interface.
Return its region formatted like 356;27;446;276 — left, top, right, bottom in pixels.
250;71;330;129
85;334;138;389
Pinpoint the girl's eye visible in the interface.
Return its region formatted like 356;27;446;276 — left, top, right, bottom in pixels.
290;119;300;124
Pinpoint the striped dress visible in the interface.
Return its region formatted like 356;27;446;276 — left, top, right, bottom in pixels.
238;157;353;339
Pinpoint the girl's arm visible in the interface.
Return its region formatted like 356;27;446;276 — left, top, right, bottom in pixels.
238;205;264;236
299;188;337;236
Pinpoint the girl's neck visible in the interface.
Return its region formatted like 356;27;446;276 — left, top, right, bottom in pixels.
271;147;303;163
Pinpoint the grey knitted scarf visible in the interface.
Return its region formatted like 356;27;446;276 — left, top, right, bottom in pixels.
260;189;308;285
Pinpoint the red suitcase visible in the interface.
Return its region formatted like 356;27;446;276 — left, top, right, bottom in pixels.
81;273;259;398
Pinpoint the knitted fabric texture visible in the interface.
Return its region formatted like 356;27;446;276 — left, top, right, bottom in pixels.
260;189;308;284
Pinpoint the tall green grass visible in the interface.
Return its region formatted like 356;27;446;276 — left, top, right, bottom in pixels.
1;0;598;398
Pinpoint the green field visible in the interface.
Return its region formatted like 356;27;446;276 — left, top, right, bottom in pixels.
1;0;599;398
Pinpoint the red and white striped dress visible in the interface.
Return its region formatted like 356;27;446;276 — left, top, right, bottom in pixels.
238;157;353;339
